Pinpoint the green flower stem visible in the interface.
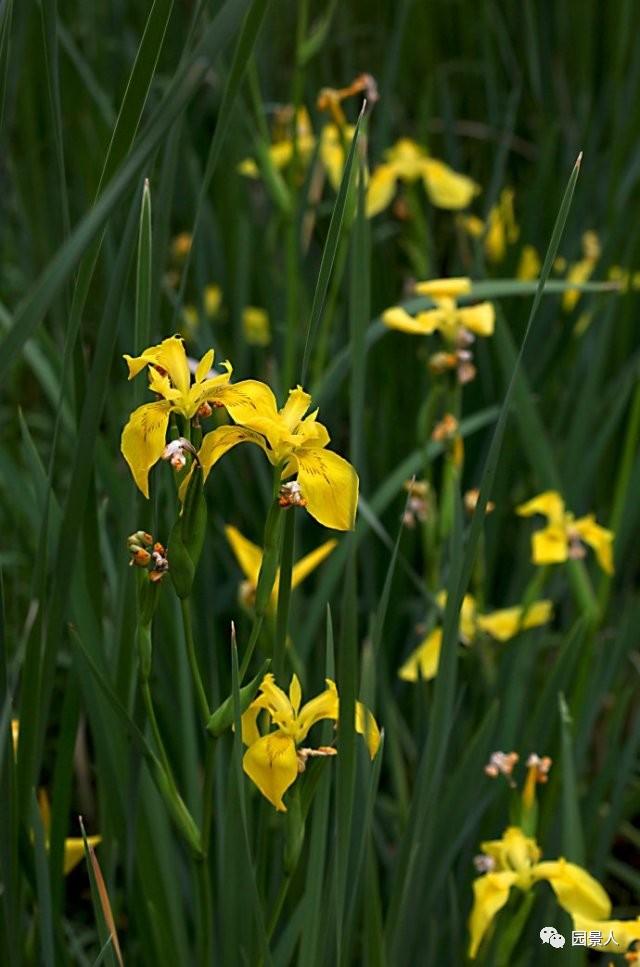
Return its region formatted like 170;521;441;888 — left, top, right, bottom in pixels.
141;677;174;782
196;857;213;967
566;558;599;626
273;508;295;681
239;468;284;679
181;597;211;727
141;676;202;856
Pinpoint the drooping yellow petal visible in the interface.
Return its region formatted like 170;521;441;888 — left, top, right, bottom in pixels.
295;679;339;742
198;425;270;483
290;540;337;589
242;732;298;811
382;306;446;336
241;704;262;746
355;701;381;759
532;525;569;565
365;164;398;217
121;400;172;498
63;836;101;876
456;302;495;337
421;159;480;210
225;526;263;586
398;628;443;682
516;491;566;525
476;600;553;642
468;871;519;959
294;448;359;531
573;515;615;575
280;386;311;431
572;913;640;952
414;277;472;300
533;859;611;921
123;336;191;396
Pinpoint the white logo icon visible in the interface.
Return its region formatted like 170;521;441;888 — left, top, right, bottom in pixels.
540;927;566;948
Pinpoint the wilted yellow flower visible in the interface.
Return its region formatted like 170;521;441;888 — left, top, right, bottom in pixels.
241;673;380;810
366;138;480;217
516;244;541;281
120;336;266;497
469;826;611;958
399;592;552;682
383;277;494;348
193;384;359;531
225;525;336;609
37;789;101;876
516;491;614;575
242;305;271;346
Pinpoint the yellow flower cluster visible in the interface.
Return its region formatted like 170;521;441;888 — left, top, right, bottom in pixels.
238;105;479;219
120;336;359;531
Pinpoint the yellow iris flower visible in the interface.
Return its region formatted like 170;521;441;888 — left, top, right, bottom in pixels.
382;277;495;343
194;384;359;531
366;138;480;217
239;118;478;220
469;826;610;958
399;592;552;682
241;673;380;811
120;336;268;497
37;789;101;876
516;491;614;575
225;524;336;609
237;105;354;196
